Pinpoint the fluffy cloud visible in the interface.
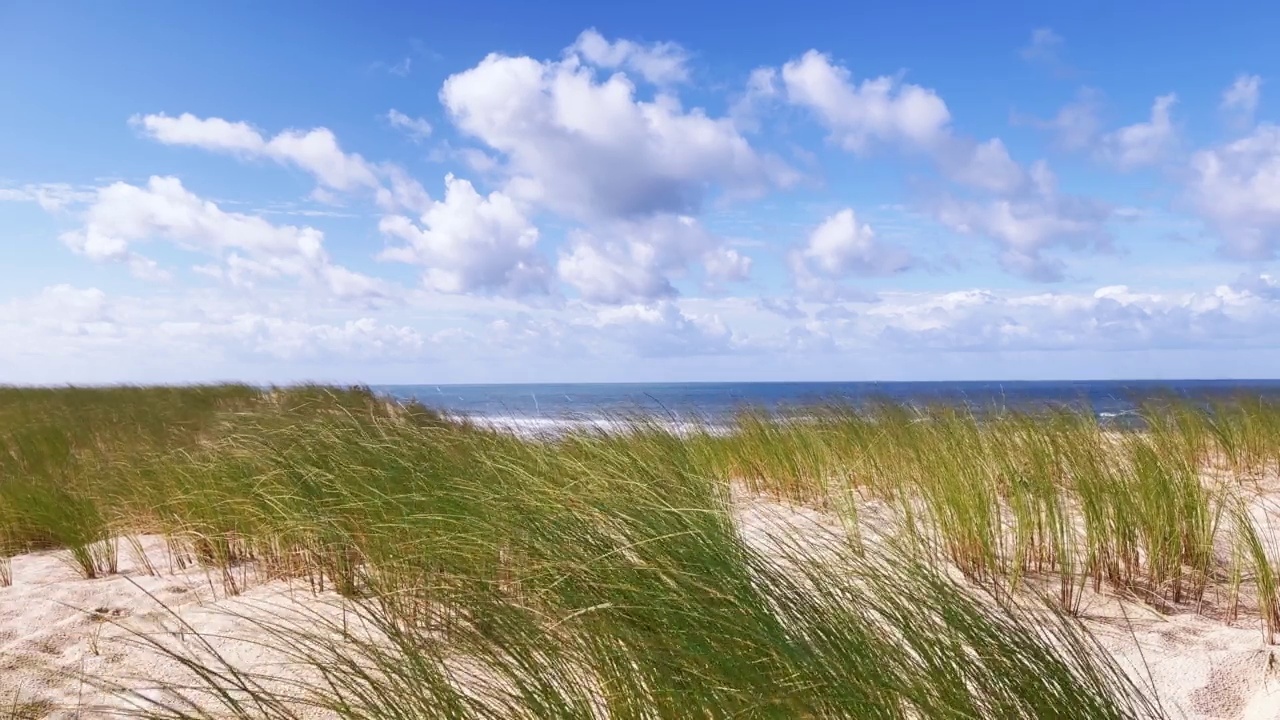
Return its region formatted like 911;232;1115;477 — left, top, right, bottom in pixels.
862;280;1280;352
756;296;808;319
762;50;1049;199
792;71;1101;281
1221;75;1262;127
378;174;548;295
1022;90;1178;170
585;301;736;357
218;315;424;360
1098;94;1178;170
132;113;430;212
936;138;1027;194
1189;124;1280;259
61;176;387;299
135;113;379;191
558;215;749;304
569;29;690;85
440;39;793;221
134;114;267;154
449;278;1280;359
755;48;1114;281
0;285;424;384
933;162;1112;281
375;164;433;215
11;273;1280;383
775;50;951;153
439;33;783;304
740;42;1134;286
385;109;433;142
21;28;1280;384
0;285;114;335
789;209;912;299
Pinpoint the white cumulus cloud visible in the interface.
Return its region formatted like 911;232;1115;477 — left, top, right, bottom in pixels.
440;40;793;221
933;161;1112;281
134;112;379;191
222;315;424;360
585;301;735;357
1189;123;1280;259
862;279;1280;352
1099;94;1178;170
569;29;690;85
789;209;913;299
936;138;1027;194
0;285;114;335
378;173;548;295
558;214;750;304
20;29;1280;382
778;50;952;153
132;113;430;213
61;176;387;299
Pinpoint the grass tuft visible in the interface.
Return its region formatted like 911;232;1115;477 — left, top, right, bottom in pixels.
8;384;1280;715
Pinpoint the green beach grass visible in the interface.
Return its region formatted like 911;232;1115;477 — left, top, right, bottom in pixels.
6;384;1280;717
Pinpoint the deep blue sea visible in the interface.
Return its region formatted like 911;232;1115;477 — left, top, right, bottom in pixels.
375;380;1280;431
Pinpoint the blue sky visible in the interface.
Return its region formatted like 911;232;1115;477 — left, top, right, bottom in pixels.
3;1;1280;384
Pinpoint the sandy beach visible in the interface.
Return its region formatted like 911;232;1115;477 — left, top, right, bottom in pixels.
4;491;1280;719
7;385;1280;718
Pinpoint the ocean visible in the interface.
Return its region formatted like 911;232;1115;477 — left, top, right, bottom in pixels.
375;380;1280;433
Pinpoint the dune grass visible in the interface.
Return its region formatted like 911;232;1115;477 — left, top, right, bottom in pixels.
94;406;1163;719
706;400;1280;625
4;384;1280;716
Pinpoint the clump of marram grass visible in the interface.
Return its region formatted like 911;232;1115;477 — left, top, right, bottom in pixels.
95;413;1165;719
106;551;1168;719
5;385;1277;616
0;384;435;583
0;476;117;579
691;400;1276;621
1231;502;1280;641
12;385;1280;715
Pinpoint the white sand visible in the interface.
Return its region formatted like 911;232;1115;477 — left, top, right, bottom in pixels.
0;537;342;719
732;491;1280;720
4;499;1280;718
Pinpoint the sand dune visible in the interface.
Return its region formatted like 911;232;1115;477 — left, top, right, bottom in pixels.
4;496;1280;718
0;537;341;719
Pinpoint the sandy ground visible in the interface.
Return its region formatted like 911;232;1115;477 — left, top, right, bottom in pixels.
0;537;346;719
733;492;1280;720
5;498;1280;719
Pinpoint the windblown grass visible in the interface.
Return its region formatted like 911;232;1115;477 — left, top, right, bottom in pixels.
95;409;1162;719
706;400;1280;629
5;384;1280;716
